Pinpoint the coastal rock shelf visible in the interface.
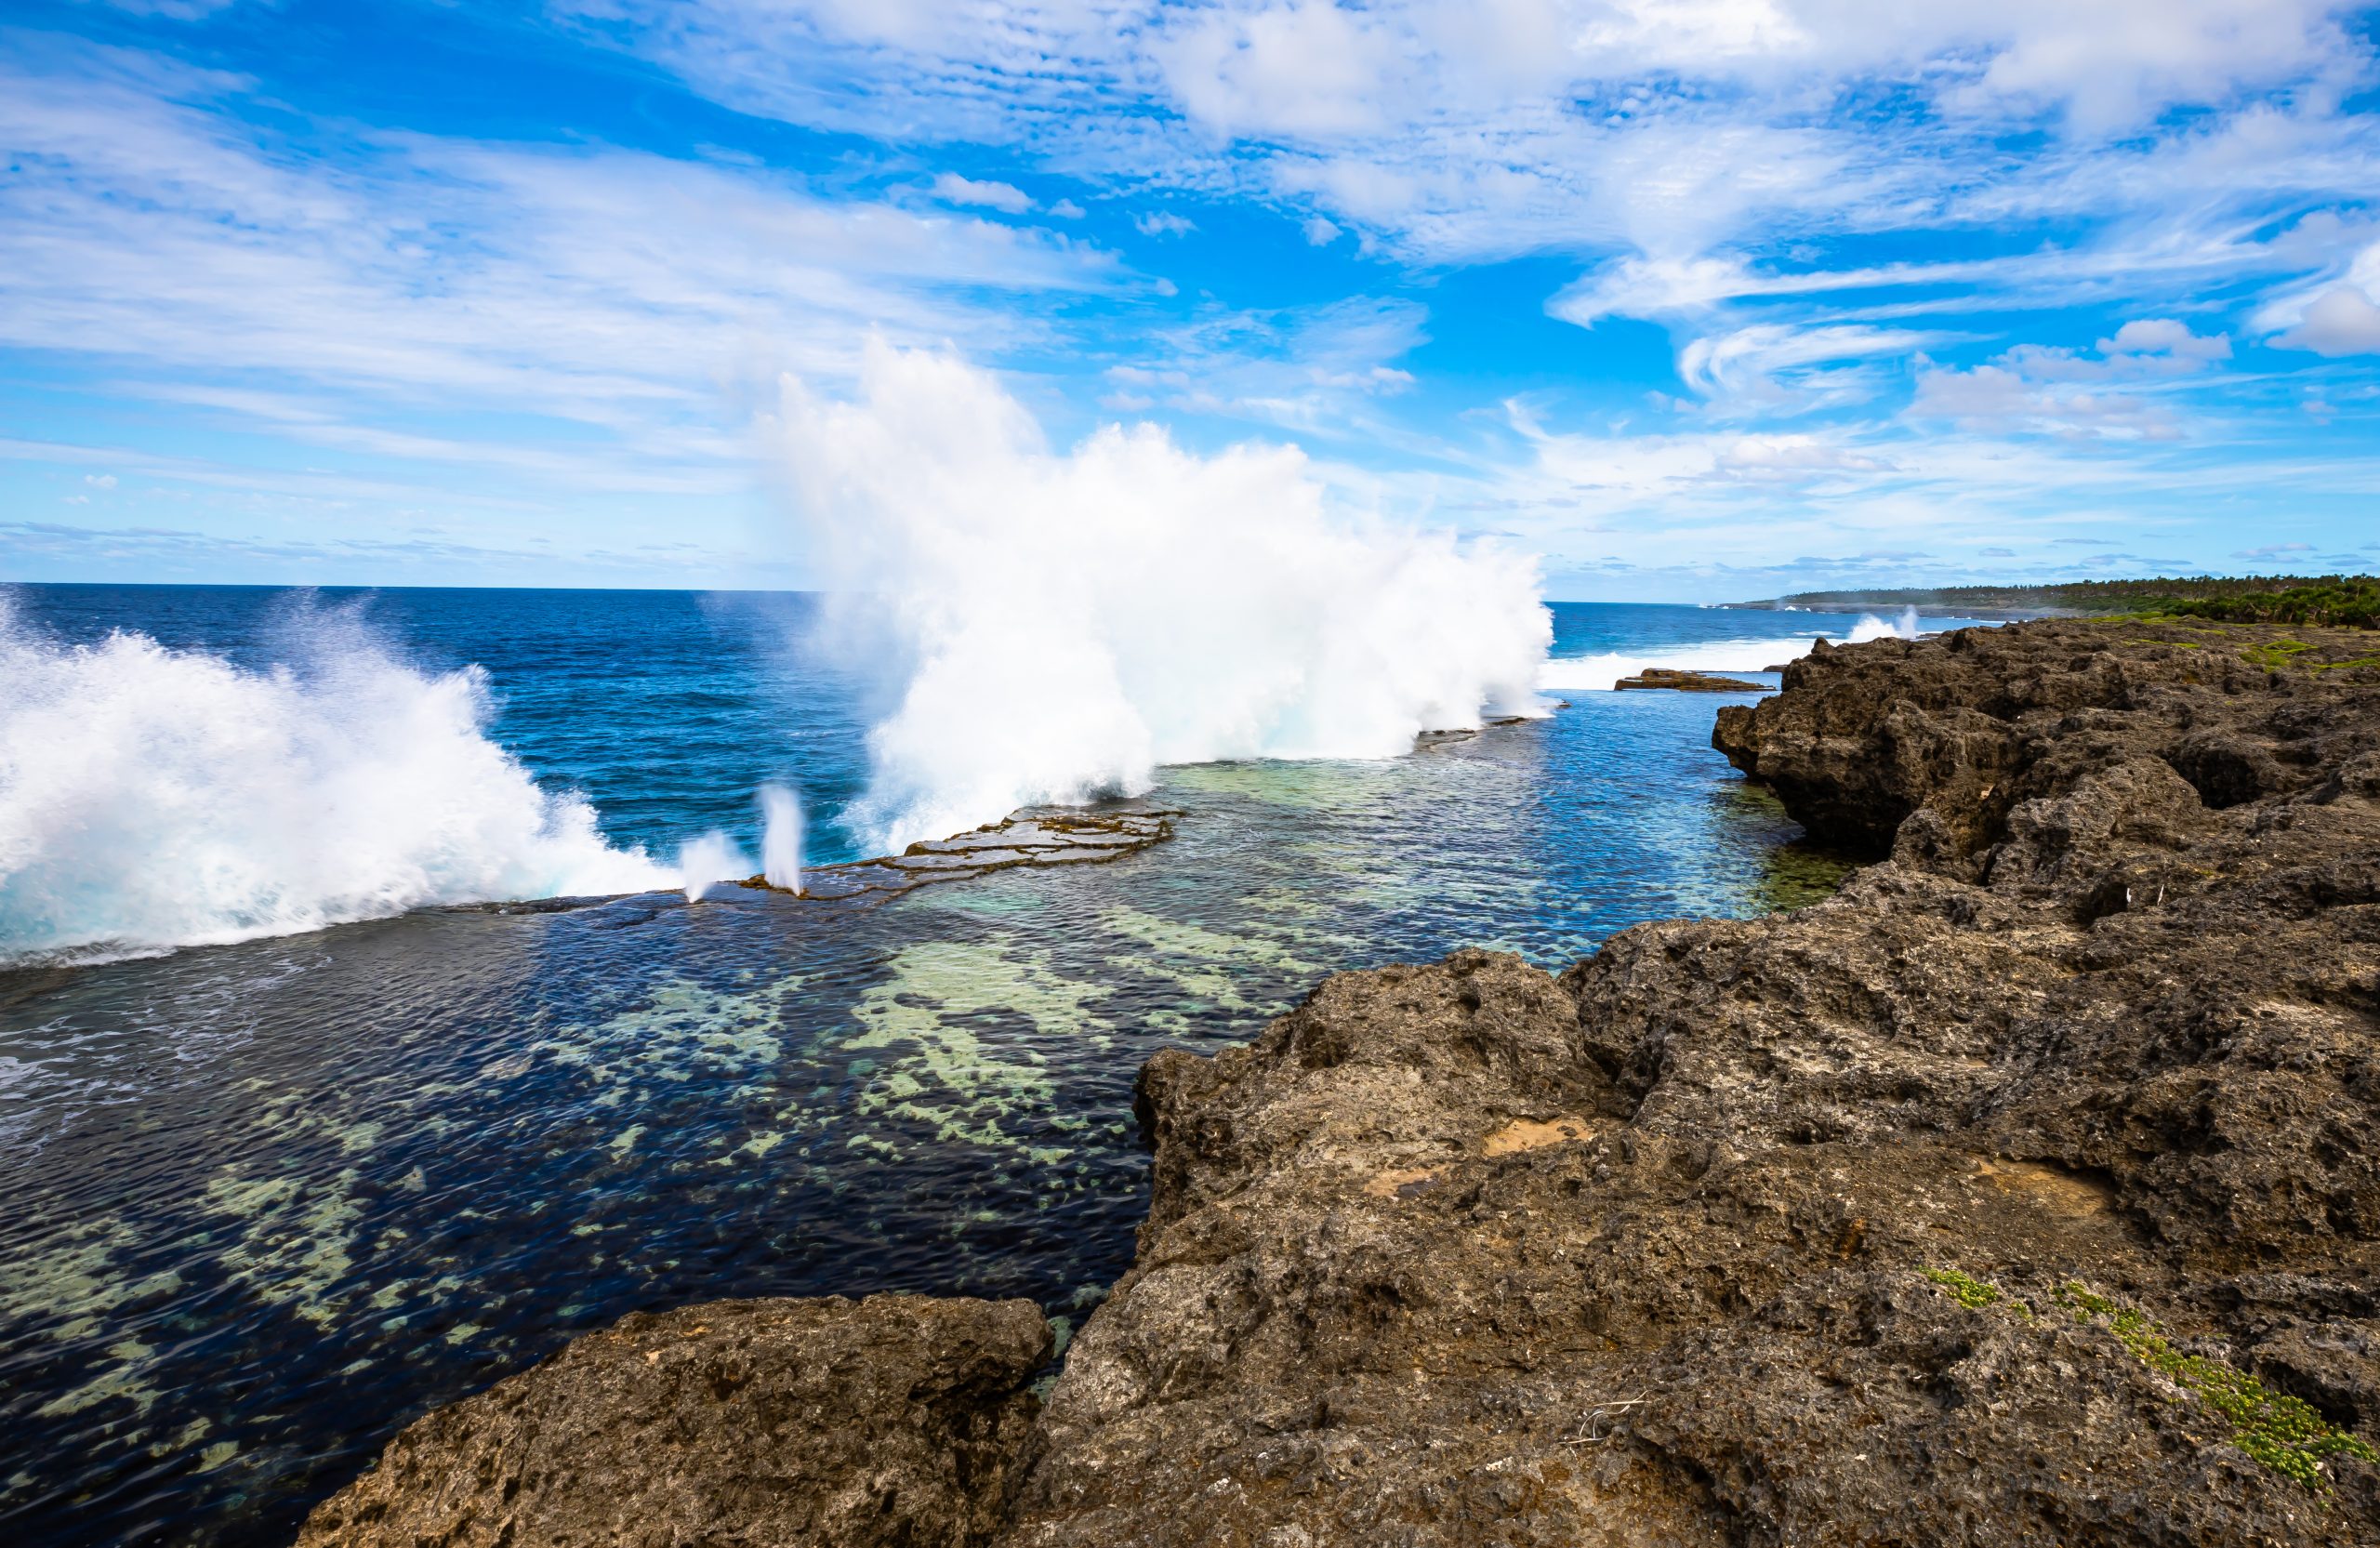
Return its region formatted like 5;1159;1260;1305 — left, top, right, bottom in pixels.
306;619;2380;1546
1611;667;1769;692
738;805;1180;903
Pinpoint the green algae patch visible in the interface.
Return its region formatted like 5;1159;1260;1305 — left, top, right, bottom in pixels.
2055;1282;2378;1490
1921;1267;2030;1316
2241;639;2315;671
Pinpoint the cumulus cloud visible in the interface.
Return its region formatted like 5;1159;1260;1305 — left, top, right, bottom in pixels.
2275;284;2380;356
1908;320;2234;439
2099;319;2233;362
1135;210;1197;237
928;171;1033;212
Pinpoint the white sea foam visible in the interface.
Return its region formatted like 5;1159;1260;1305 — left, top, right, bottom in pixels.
0;599;680;965
1537;608;1933;694
770;341;1551;852
1536;638;1793;693
1850;607;1923;642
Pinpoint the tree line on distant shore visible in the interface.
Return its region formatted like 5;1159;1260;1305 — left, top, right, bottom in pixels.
1736;575;2380;628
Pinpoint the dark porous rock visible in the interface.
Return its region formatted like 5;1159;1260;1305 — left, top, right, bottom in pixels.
312;618;2380;1548
1005;616;2380;1546
297;1294;1051;1548
1612;668;1769;693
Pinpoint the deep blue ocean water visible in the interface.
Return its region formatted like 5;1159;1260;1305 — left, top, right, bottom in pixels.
0;587;1971;1546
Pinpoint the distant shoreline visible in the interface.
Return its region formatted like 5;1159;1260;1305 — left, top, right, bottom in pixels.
1717;599;2074;621
1723;572;2376;625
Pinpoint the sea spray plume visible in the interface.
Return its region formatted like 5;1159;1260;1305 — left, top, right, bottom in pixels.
1849;607;1923;642
771;341;1551;852
677;831;750;903
759;784;804;893
0;598;673;965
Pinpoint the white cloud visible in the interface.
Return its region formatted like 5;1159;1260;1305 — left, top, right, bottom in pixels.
2100;318;2232;362
2275;284;2380;356
1676;323;1948;416
100;0;250;17
85;472;118;488
1049;197;1087;218
1156;1;1402;139
1135;210;1197;237
1301;214;1340;245
928;171;1033;212
0;45;1122;503
1102;295;1427;433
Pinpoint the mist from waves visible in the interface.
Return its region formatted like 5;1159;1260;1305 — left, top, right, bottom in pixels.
1536;606;1923;693
769;341;1553;853
0;597;698;967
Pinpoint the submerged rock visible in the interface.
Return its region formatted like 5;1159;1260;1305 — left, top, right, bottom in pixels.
311;617;2380;1545
297;1295;1050;1548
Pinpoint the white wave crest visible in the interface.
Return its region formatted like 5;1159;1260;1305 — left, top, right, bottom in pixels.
1849;607;1923;642
1538;608;1932;694
771;341;1551;852
1535;638;1792;693
0;601;675;965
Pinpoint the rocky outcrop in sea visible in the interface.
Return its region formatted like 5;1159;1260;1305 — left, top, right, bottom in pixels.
301;618;2380;1546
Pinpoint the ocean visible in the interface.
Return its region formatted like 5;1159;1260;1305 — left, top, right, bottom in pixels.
0;586;1979;1545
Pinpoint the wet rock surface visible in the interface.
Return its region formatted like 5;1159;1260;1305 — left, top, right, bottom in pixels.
739;804;1179;904
297;1295;1050;1548
310;619;2380;1546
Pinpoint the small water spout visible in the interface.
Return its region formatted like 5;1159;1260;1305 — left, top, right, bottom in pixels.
677;831;747;903
760;783;804;894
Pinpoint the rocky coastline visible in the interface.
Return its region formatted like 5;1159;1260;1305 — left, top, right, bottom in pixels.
301;617;2380;1546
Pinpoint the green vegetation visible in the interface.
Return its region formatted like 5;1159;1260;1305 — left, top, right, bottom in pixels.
1733;575;2379;625
2054;1282;2379;1490
1921;1266;2030;1315
2135;577;2380;629
2241;639;2316;671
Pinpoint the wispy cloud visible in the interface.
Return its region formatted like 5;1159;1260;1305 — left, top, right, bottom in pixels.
0;38;1123;509
5;2;2377;592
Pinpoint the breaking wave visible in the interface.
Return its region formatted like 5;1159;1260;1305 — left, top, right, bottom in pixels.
1536;609;1929;694
0;600;676;966
771;341;1552;851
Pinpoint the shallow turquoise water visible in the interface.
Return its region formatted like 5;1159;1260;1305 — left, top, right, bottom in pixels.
0;588;1909;1545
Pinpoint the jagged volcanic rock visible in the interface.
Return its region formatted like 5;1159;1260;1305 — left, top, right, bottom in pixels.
296;1294;1050;1548
1009;617;2380;1545
305;618;2380;1547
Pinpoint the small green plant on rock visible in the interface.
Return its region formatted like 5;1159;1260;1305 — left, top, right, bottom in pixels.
1920;1267;2030;1316
2054;1282;2379;1491
2241;639;2316;671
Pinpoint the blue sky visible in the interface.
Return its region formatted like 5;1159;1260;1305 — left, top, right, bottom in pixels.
3;0;2377;601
